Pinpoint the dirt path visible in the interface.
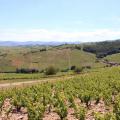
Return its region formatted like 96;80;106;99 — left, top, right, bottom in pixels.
0;76;74;89
101;59;120;67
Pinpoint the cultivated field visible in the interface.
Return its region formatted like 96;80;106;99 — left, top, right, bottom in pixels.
0;67;120;120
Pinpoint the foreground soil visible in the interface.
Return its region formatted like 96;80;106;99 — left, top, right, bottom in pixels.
0;98;112;120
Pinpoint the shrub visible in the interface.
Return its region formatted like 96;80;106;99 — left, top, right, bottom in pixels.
78;106;86;120
40;69;44;73
82;65;91;69
71;65;76;70
104;113;116;120
74;67;83;74
61;68;69;72
94;112;104;120
45;66;57;75
85;66;91;69
40;48;46;52
75;45;81;50
113;95;120;120
16;68;39;73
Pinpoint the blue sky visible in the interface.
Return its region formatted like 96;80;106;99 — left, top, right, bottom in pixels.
0;0;120;42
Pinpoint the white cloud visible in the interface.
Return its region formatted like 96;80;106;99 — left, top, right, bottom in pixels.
0;28;120;42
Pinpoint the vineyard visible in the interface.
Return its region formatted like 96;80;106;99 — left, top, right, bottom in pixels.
0;67;120;119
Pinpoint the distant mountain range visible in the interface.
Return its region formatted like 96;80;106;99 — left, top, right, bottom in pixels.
0;41;81;46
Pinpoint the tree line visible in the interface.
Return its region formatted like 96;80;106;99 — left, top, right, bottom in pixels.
83;40;120;58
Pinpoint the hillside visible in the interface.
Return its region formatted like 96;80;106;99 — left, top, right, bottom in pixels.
0;46;103;72
104;53;120;63
83;39;120;58
1;39;120;72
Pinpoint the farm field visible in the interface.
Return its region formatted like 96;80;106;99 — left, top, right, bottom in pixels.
0;70;80;84
0;66;120;120
0;65;105;84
